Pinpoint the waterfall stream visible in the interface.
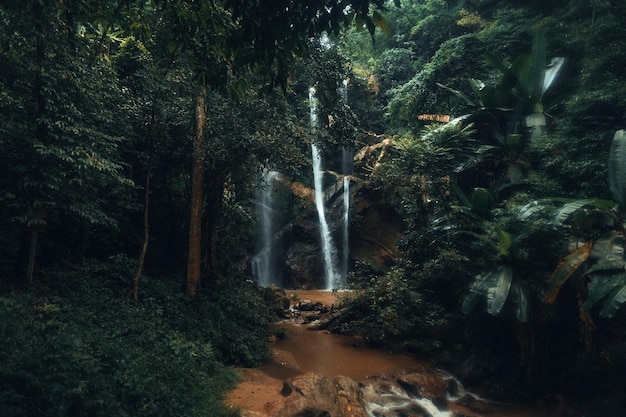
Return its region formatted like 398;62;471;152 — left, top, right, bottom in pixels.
339;79;351;285
251;170;280;287
310;87;340;290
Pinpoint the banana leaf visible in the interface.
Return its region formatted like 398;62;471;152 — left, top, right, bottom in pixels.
510;276;530;322
497;229;512;256
589;231;624;266
583;272;626;318
608;129;626;209
470;187;491;217
545;242;592;303
583;272;625;312
600;279;626;318
552;199;596;226
486;265;513;316
518;197;570;220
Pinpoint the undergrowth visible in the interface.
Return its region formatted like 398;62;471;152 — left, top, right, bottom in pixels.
0;257;273;417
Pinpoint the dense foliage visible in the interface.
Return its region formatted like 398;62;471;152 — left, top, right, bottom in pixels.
337;0;626;413
0;0;390;415
3;0;626;415
0;257;277;416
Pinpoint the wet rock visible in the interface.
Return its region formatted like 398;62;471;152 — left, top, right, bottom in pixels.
396;369;449;405
455;394;494;414
266;373;367;417
297;298;323;311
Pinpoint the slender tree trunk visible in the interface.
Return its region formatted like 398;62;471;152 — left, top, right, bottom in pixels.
201;170;225;279
131;163;152;302
186;85;207;298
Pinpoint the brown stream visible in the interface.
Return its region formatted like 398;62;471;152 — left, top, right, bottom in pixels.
226;290;565;417
261;321;422;381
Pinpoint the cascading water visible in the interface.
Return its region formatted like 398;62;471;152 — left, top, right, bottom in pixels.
339;79;351;284
309;87;340;290
251;170;280;287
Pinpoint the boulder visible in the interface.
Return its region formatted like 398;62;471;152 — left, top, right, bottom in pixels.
256;368;459;417
265;373;367;417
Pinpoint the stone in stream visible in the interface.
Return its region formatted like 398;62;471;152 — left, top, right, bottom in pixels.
260;370;458;417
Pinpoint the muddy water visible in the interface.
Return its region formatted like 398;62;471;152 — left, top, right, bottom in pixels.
262;321;423;381
227;290;564;417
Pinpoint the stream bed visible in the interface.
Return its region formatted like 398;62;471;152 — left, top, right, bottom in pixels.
226;290;564;417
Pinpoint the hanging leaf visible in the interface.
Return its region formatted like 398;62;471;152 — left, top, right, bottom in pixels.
518;197;570;220
462;270;499;314
510;276;530;322
589;231;625;266
545;242;592;303
583;272;625;312
486;265;513;316
552;199;595;226
470;187;490;217
608;129;626;209
497;228;512;256
599;279;626;318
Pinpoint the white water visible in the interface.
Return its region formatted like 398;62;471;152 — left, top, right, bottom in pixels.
341;176;350;281
339;79;351;286
309;87;339;290
251;170;279;287
362;384;453;417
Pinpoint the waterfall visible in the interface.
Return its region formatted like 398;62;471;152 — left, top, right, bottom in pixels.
339;79;351;285
309;87;339;290
251;170;280;287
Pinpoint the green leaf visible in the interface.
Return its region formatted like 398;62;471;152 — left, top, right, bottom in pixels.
486;265;513;316
497;229;512;256
462;271;493;314
470;187;490;217
510;277;529;322
608;129;626;209
589;231;625;266
600;279;626;318
552;199;596;226
583;272;625;312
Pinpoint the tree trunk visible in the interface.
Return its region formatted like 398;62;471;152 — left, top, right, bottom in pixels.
201;170;225;279
131;164;152;302
186;85;207;298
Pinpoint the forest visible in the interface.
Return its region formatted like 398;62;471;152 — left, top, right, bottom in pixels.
1;0;626;416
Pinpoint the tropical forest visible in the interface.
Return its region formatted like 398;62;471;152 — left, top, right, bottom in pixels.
2;0;626;416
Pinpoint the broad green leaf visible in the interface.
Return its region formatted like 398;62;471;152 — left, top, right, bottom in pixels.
608;129;626;209
552;199;596;226
497;229;512;256
583;272;626;312
545;242;592;303
453;184;472;208
462;268;507;315
510;277;529;322
470;187;490;216
486;265;513;316
518;197;570;220
589;231;624;265
600;280;626;318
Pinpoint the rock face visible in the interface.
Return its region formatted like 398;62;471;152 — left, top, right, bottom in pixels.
348;184;402;270
251;139;403;289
